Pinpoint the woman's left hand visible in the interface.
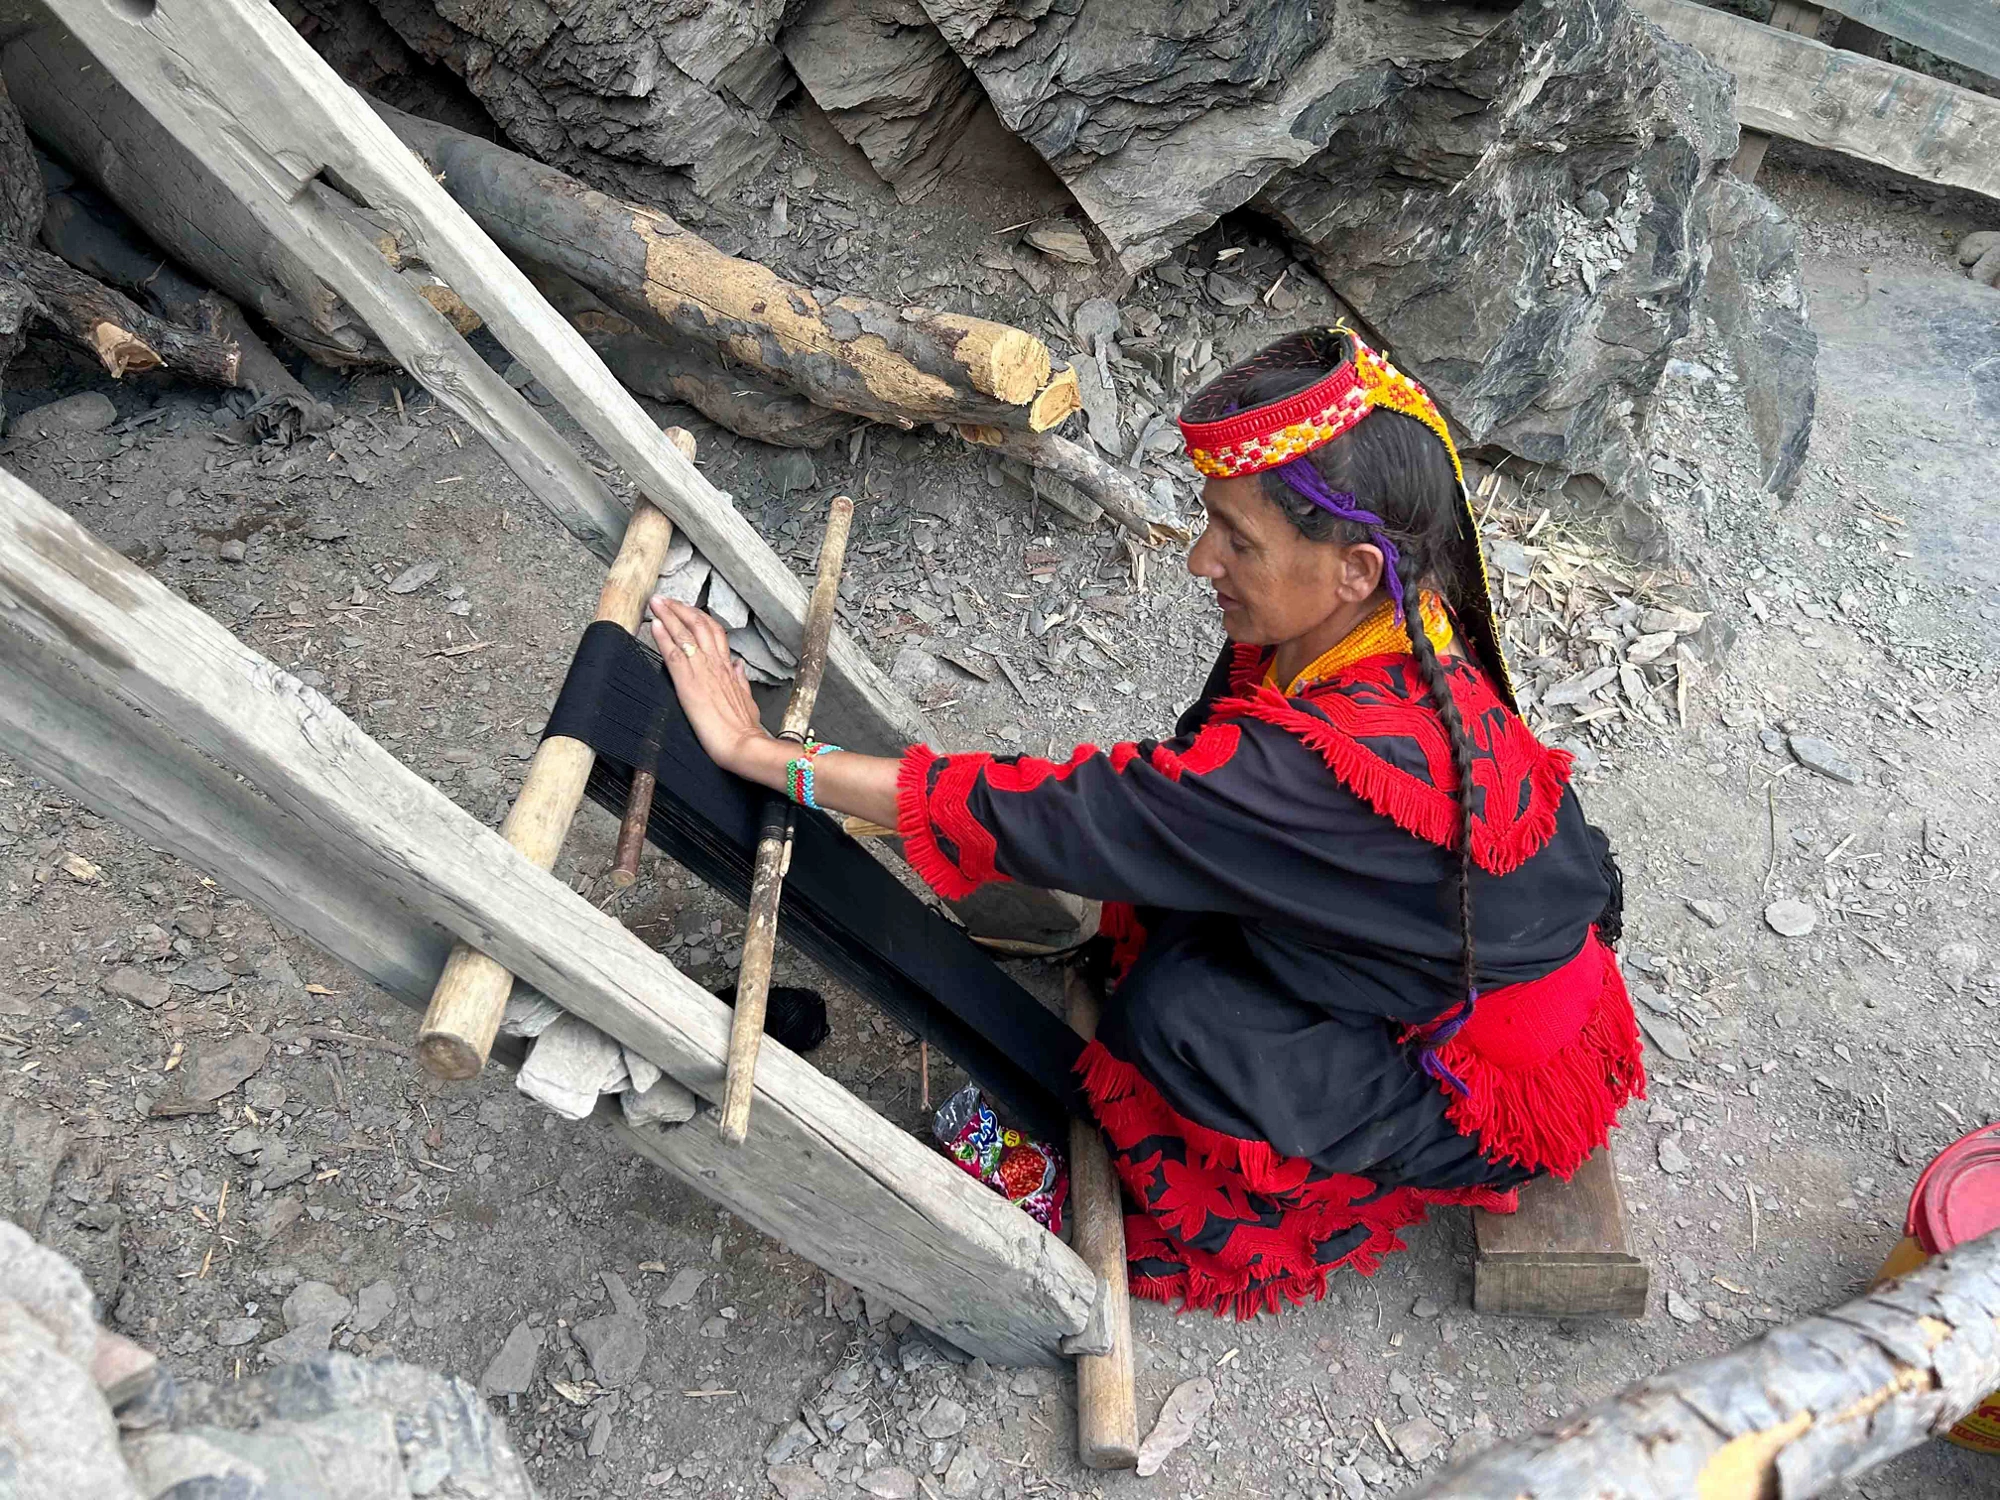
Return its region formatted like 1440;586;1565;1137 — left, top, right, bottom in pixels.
648;597;771;777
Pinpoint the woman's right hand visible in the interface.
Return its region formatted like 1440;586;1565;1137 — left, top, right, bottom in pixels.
647;597;773;778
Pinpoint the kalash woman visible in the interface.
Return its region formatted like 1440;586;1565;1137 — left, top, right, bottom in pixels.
650;328;1643;1319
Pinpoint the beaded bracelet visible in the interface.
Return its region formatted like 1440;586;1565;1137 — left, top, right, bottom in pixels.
783;740;842;810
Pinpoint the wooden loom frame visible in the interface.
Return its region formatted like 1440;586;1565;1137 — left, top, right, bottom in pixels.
6;0;1104;1366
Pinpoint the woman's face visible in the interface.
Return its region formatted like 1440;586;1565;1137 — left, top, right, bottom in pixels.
1187;474;1384;644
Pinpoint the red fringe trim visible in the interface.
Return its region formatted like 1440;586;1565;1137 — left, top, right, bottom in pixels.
1207;683;1571;876
895;745;981;900
1434;938;1646;1179
1076;1041;1518;1319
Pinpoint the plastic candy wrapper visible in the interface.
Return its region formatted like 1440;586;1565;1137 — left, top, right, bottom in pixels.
933;1084;1067;1235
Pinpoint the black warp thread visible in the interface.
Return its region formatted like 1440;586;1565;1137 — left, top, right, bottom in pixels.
545;621;1082;1137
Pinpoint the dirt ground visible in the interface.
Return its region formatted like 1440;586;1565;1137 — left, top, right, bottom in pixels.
3;107;1999;1500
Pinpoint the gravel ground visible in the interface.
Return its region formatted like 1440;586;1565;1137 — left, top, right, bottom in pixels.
1;121;1998;1500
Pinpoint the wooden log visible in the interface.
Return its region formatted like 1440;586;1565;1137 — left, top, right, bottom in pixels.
1402;1227;2000;1498
1472;1144;1648;1318
956;423;1188;545
1727;3;1827;183
0;465;1097;1368
525;263;859;450
721;495;855;1146
0;242;239;384
3;26;393;367
37;165;328;431
370;100;1081;433
416;431;690;1081
1634;0;2000;201
0;73;41;245
1063;969;1138;1472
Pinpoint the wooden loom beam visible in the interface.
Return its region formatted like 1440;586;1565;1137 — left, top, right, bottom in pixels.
0;467;1095;1367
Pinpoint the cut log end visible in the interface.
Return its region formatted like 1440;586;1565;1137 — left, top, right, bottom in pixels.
88;318;161;378
1028;365;1082;432
939;317;1050;404
416;1030;485;1082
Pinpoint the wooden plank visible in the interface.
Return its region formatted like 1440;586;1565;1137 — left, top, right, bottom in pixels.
1635;0;2000;200
43;0;927;762
1729;3;1827;182
0;468;1094;1367
1405;1229;2000;1498
1818;1;2000;84
1472;1146;1647;1318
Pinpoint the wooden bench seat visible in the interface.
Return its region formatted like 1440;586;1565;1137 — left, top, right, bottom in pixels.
1472;1143;1648;1318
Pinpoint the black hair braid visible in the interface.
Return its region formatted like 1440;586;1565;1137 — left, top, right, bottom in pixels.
1394;547;1478;1016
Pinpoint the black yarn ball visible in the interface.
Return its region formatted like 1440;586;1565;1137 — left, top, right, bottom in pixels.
712;983;830;1053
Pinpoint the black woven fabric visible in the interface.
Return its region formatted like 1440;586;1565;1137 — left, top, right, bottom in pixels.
545;621;1081;1137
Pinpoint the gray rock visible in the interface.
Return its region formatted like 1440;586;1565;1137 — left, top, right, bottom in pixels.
859;1467;918;1499
102;966;170;1009
1390;1415;1446;1465
1488;539;1532;579
767;1464;827;1500
1787;734;1859;785
244;1077;287;1112
171;960;235;994
214;1316;263;1347
573;1272;648;1386
1665;1289;1702;1323
705;571;751;630
889;642;938;693
15;391;117;438
350;1281;397;1334
1657;1135;1690;1176
479;1320;542;1397
386;560;441;595
260;1319;337;1362
766;449;817;497
1636;1010;1694;1064
1938;942;1983;994
1072;298;1122;346
656;1267;707;1309
184;1034;272;1103
1544;665;1618;708
224;1126;264;1158
1410;1295;1443;1319
941;1444;989;1497
764;1418;819;1465
917;1396;967;1440
1024;220;1096;265
1686;899;1726;929
1764;899;1817;938
655;555;711;607
1332;1467;1368;1500
1072;355;1122;456
283;1281;352;1332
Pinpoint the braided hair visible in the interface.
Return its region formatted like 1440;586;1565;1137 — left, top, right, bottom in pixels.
1232;358;1482;1019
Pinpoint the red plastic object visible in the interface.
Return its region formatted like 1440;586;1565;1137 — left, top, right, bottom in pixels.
1906;1122;2000;1254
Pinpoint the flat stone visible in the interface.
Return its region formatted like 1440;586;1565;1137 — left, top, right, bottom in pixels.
1488;539;1532;579
479;1320;541;1396
1787;734;1858;785
1657;1135;1691;1176
184;1034;272;1103
1764;899;1817;938
656;1268;706;1309
859;1467;918;1499
224;1127;263;1158
15;392;116;438
574;1272;648;1386
102;966;170;1010
917;1396;967;1440
350;1281;397;1334
766;1464;826;1500
767;450;816;496
941;1445;989;1497
260;1320;336;1362
1072;298;1121;345
1685;899;1726;928
387;560;442;595
1666;1289;1702;1323
1544;665;1618;708
214;1317;263;1348
282;1281;352;1332
1626;630;1678;665
1025;221;1096;265
763;1419;818;1466
1410;1295;1443;1319
1636;1010;1695;1064
705;571;750;630
171;961;234;994
1390;1415;1446;1466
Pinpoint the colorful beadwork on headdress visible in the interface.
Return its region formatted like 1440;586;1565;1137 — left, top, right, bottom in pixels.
1175;327;1463;486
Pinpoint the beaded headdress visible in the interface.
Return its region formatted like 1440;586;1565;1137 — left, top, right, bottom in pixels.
1176;327;1516;709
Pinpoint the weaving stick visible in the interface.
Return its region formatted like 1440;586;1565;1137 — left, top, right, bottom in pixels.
414;429;695;1079
609;767;655;887
719;495;855;1144
1063;967;1139;1470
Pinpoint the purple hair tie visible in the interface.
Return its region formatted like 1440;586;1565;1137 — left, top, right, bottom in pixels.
1272;457;1405;621
1415;996;1475;1098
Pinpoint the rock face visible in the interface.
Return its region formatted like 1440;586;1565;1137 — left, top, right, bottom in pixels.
1251;0;1741;509
359;0;789;202
782;0;986;202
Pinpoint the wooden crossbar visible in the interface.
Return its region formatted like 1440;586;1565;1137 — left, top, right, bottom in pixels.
0;467;1096;1366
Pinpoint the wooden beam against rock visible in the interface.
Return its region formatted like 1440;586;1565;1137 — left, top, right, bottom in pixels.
43;0;929;763
1634;0;2000;200
1404;1227;2000;1498
0;467;1097;1368
1815;1;2000;84
370;101;1081;434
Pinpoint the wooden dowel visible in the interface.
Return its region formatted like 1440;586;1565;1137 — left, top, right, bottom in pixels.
416;430;693;1078
719;495;855;1144
609;766;655;887
1063;968;1138;1470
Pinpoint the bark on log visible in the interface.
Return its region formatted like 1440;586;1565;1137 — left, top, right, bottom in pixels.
958;423;1186;546
0;73;39;246
1405;1227;2000;1498
37;162;330;435
4;25;393;367
526;262;859;450
372;101;1082;434
0;242;240;384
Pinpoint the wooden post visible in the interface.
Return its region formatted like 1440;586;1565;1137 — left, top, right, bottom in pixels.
416;430;694;1080
1472;1144;1648;1317
1063;969;1138;1471
721;496;855;1145
0;466;1097;1367
1401;1227;2000;1498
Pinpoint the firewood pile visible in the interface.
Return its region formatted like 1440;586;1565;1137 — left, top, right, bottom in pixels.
0;0;1820;612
